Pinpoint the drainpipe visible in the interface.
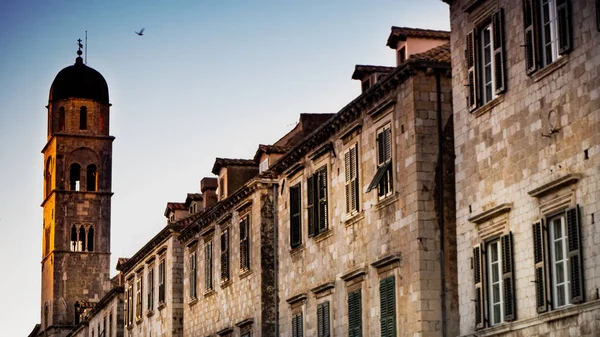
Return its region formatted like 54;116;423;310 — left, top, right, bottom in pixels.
435;70;447;337
273;184;279;336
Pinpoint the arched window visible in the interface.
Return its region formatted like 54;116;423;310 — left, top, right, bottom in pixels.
78;225;86;252
59;107;65;131
87;227;94;252
70;225;78;251
45;157;52;197
80;106;87;130
86;164;97;191
69;164;81;191
44;225;51;256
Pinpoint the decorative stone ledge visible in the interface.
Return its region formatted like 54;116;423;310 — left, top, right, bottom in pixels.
371;253;401;273
217;326;233;336
286;293;308;306
527;173;582;198
311;282;335;298
188;297;198;307
284;162;304;178
344;212;364;227
339;122;362;144
234;199;252;212
309;142;333;161
235;317;254;328
340;267;367;283
468;203;512;224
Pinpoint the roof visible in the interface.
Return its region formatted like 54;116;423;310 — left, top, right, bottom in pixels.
184;193;203;207
386;27;450;48
351;65;396;80
273;113;336;148
27;324;40;337
253;144;292;162
164;202;186;216
408;42;451;64
211;158;257;175
49;56;109;104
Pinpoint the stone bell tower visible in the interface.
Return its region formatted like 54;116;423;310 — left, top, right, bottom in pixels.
39;41;114;337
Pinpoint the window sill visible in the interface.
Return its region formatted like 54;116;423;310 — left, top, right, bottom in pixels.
314;229;333;243
531;55;569;83
290;243;305;256
126;324;133;331
221;279;232;289
204;289;215;297
188;297;198;307
239;269;252;280
135;317;143;325
473;95;504;118
344;212;364;227
146;310;154;317
375;192;399;210
157;302;166;311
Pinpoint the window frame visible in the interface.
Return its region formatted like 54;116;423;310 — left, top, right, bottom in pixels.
344;143;360;215
220;228;230;283
367;123;393;199
307;166;329;237
289;182;302;249
135;273;143;320
79;106;87;130
158;258;166;305
239;215;251;272
147;264;154;311
205;240;214;291
189;250;197;300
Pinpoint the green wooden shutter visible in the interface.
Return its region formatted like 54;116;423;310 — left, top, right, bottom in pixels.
532;220;548;313
221;230;229;281
351;145;359;212
556;0;572;54
383;127;392;163
523;0;538;74
345;150;352;213
318;168;328;232
307;175;316;237
348;289;362;337
566;206;584;304
466;29;478;111
205;241;213;290
492;9;506;94
501;233;516;321
317;303;324;337
473;244;486;329
380;276;396;337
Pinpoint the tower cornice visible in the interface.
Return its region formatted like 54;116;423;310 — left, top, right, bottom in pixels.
40;190;114;207
41;133;115;153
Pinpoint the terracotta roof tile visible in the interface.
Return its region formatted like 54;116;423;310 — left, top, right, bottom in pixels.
253;144;292;162
387;27;450;48
351;65;396;80
164;202;186;216
408;42;451;64
211;158;257;175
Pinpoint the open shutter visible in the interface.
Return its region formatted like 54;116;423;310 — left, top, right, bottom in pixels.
205;242;212;290
566;206;584;304
307;175;316;237
377;131;385;165
532;220;548;313
501;233;516;321
383;127;392;162
473;244;486;329
523;0;538;74
556;0;572;54
492;9;506;94
466;29;478;111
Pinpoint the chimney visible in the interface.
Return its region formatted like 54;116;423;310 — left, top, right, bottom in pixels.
201;177;218;209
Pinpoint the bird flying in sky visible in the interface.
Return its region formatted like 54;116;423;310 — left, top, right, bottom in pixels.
135;28;145;36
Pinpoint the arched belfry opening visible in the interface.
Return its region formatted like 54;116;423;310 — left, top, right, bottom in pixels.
69;163;81;191
86;164;97;191
45;157;52;197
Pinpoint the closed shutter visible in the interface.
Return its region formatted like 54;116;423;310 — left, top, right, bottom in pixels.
307;176;316;237
221;230;229;281
348;289;362;337
380;276;396;337
532;220;548;313
292;313;303;337
556;0;572;54
317;303;324;337
492;9;506;94
466;29;478;111
350;145;359;212
566;206;584;304
205;242;213;290
317;168;328;232
473;244;486;329
240;217;250;271
290;184;302;248
345;150;351;214
523;0;538;74
501;233;516;321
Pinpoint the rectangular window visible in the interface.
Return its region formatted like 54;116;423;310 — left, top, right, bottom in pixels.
367;124;393;198
240;216;250;272
135;274;143;320
348;289;362;337
523;0;571;74
126;282;134;326
147;265;154;311
219;177;225;199
307;167;328;237
487;240;504;325
465;9;505;111
221;229;230;282
205;241;213;291
317;301;331;337
533;206;583;313
398;46;406;64
79;107;87;130
379;276;396;337
291;312;303;337
289;183;302;248
108;312;112;337
344;144;359;214
190;251;197;299
158;259;165;304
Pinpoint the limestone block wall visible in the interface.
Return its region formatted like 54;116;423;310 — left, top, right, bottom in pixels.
447;0;600;335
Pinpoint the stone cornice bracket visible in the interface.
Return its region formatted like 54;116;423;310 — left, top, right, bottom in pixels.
527;173;582;198
371;253;401;270
286;293;308;306
340;267;367;282
216;327;233;336
235;317;254;328
468;203;513;224
310;281;335;295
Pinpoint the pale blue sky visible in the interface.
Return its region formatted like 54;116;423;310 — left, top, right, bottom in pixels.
0;0;449;333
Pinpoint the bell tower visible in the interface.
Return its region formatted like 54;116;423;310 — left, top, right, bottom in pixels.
40;42;114;337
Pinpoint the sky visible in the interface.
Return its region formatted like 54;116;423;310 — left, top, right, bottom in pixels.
0;0;450;334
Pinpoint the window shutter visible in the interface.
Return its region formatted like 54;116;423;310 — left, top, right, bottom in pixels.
323;301;330;337
556;0;572;54
221;230;229;281
345;150;351;213
348;290;362;337
292;315;298;337
290;185;302;248
566;206;584;304
307;176;316;237
380;276;396;337
240;217;250;271
317;304;324;337
473;244;486;329
501;233;516;321
523;0;538;74
205;242;212;290
466;29;478;111
493;9;506;94
351;145;359;213
318;169;328;232
384;127;392;162
377;131;385;165
532;220;548;313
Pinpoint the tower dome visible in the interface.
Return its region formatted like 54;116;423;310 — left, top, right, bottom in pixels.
49;56;109;104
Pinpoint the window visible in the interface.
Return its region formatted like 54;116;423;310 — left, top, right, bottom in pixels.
361;79;371;92
190;251;197;299
240;216;250;272
379;276;396;337
291;312;303;337
465;9;505;111
221;229;230;282
397;46;406;64
70;225;93;252
87;227;94;251
307;166;328;237
348;289;362;337
125;282;133;327
473;233;515;329
345;144;359;214
79;106;87;130
87;165;97;191
158;259;165;304
219;177;225;199
532;206;583;313
289;183;302;248
45;157;52;197
135;274;143;320
367;124;393;198
523;0;572;74
58;107;65;131
317;301;331;337
147;265;154;311
108;312;112;337
259;158;269;173
205;241;213;291
69;163;81;191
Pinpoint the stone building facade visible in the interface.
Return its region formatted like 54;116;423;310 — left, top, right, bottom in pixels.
270;28;458;337
443;0;600;335
67;286;124;337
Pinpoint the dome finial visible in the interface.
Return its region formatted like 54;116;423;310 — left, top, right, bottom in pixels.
76;38;83;65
